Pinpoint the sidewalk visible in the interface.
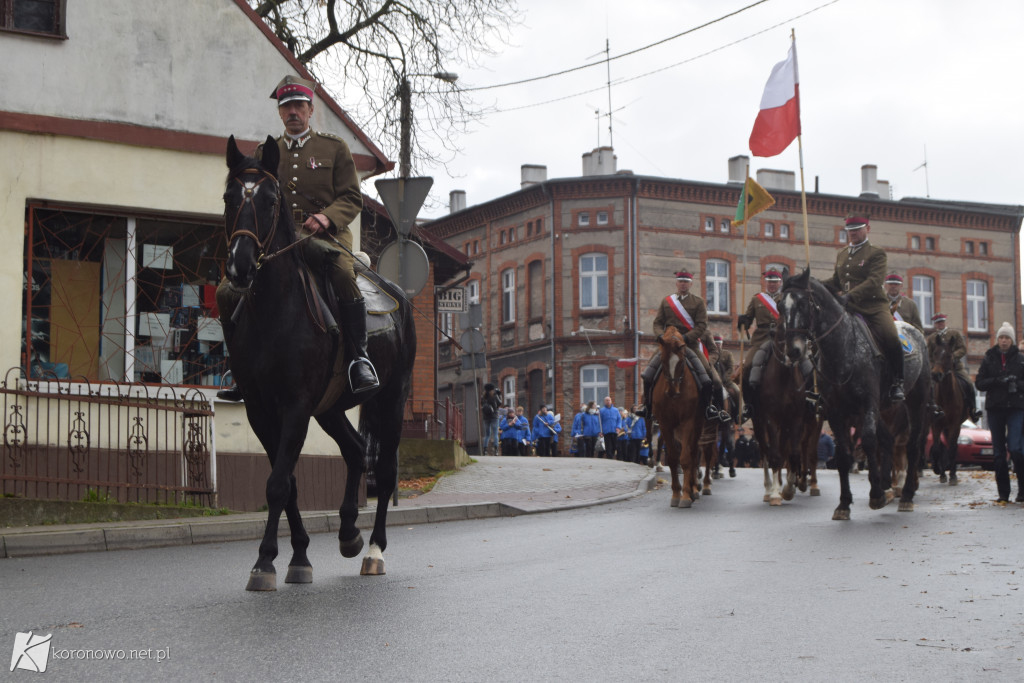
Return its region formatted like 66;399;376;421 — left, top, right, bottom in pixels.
0;456;657;559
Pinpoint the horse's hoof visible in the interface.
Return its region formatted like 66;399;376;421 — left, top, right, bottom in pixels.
713;471;723;479
869;497;886;510
670;496;680;508
769;496;783;507
809;486;821;497
939;474;947;483
360;557;385;576
798;481;808;493
763;494;771;503
782;485;795;501
948;475;958;486
703;487;712;495
898;501;914;512
285;565;313;584
832;508;851;521
677;498;693;509
339;532;364;558
885;489;895;503
246;569;277;592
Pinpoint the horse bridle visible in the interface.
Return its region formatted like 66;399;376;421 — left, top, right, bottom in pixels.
225;167;312;268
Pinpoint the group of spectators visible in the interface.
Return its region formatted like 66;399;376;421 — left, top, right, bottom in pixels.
480;384;568;456
569;396;648;464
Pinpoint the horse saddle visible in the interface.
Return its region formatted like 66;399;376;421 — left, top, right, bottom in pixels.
850;315;914;357
297;264;398;338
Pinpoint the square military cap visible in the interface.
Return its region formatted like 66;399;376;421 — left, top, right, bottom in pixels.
271;75;316;104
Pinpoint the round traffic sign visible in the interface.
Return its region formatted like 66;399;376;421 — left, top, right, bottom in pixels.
460;328;485;353
377;238;429;298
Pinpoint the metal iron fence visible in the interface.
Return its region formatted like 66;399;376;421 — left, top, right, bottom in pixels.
401;398;464;442
1;367;215;506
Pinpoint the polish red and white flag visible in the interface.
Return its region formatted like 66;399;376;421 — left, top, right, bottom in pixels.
749;42;800;157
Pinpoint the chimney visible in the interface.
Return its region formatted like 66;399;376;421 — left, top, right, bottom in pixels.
728;155;749;184
582;146;617;176
449;190;466;214
755;168;796;191
876;179;891;200
860;164;879;198
521;164;547;188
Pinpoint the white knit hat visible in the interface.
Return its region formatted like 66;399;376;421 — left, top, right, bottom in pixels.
996;321;1015;340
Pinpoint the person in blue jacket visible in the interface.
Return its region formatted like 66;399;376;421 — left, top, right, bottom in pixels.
570;404;585;457
627;405;647;464
581;400;602;458
532;405;557;457
599;396;622;460
514;406;532;456
551;412;563;456
499;408;519;455
617;408;631;461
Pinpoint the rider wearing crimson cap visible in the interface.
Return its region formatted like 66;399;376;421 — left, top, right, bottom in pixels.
827;215;905;401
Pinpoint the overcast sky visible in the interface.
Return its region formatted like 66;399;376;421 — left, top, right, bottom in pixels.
374;0;1023;221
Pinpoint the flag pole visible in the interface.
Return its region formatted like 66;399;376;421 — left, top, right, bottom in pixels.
793;29;811;269
739;164;751;374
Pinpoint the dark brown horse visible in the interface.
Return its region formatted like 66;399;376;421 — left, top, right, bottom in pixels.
222;137;415;590
653;327;704;508
742;335;821;505
929;334;969;485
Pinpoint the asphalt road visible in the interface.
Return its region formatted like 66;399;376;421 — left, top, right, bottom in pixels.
2;468;1022;681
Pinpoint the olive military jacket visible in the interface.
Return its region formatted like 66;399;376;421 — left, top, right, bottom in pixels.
260;131;362;236
653;291;708;346
741;291;782;347
825;241;888;316
927;328;969;376
889;295;924;333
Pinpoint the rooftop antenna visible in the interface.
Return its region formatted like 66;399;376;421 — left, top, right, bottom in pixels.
913;145;930;197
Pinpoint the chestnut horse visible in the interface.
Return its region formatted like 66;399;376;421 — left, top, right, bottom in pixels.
653;327;704;508
929;334;969;485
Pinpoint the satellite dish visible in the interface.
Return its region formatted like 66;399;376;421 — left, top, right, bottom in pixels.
377;238;429;298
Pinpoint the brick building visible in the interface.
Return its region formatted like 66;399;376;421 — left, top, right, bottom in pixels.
422;149;1023;447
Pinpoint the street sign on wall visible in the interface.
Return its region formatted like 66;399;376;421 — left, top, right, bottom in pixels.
436;286;466;313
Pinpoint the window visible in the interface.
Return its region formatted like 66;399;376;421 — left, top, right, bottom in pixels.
535;218;543;234
779;223;789;239
965;240;974;255
705;259;729;315
925;237;935;250
439;312;453;339
502;375;516;407
526;221;533;237
580;364;609;406
25;206;228;386
912;275;935;327
911;235;921;249
838;230;847;244
500;232;507;245
579;253;608;310
980;242;988;256
501;268;516;324
966;279;987;332
597;211;609;225
578;212;590;227
467;280;480;304
720;219;730;233
1;0;64;36
704;217;714;232
473;240;479;255
764;222;774;238
528;261;544;319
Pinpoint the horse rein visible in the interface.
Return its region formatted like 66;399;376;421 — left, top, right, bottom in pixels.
225;167;313;268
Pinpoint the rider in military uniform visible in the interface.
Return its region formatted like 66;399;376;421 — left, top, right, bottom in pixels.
884;273;924;333
927;313;982;422
640;270;730;423
826;215;904;401
217;75;378;400
737;268;783;390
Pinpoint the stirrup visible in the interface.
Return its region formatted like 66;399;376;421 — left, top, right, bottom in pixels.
805;390;820;407
718;410;732;424
890;382;905;402
348;358;380;394
704;405;719;421
216;386;243;402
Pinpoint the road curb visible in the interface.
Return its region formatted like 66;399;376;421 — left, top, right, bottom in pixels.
0;471;657;559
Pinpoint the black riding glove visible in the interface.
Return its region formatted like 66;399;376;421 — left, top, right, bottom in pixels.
736;314;752;331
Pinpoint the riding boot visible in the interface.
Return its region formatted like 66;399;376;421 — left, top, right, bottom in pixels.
712;381;732;424
963;379;982;422
889;346;906;402
338;298;380;394
701;383;719;422
214;283;244;402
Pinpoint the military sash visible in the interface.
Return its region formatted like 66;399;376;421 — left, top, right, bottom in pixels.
890;299;904;322
756;292;780;319
665;295;709;360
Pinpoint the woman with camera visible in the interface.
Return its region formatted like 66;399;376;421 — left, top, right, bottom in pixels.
975;322;1024;503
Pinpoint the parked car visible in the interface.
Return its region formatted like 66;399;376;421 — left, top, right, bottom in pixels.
926;420;994;469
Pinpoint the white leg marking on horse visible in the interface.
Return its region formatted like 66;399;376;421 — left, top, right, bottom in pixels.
366;543;384;561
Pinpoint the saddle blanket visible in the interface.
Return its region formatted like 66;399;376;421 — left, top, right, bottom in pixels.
357;271;399;336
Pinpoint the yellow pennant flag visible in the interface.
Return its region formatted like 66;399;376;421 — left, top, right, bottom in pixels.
732;177;775;227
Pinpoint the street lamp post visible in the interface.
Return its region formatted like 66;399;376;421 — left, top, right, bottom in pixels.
398;71;459;179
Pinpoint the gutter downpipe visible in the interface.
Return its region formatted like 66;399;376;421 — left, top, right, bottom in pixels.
631;178;640;402
547;182;557;412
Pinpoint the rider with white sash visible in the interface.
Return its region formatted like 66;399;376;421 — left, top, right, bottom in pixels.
639;270;730;423
738;269;784;391
884;273;924;333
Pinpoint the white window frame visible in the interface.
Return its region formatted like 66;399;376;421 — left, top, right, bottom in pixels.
467;280;480;304
838;230;847;244
779;223;789;239
596;211;609;225
705;259;729;315
580;364;609;406
966;279;988;332
720;219;730;233
764;222;774;238
579;253;608;310
439;312;453;338
578;212;590;227
912;275;935;328
501;268;516;324
502;375;516;408
704;217;714;232
911;235;920;249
